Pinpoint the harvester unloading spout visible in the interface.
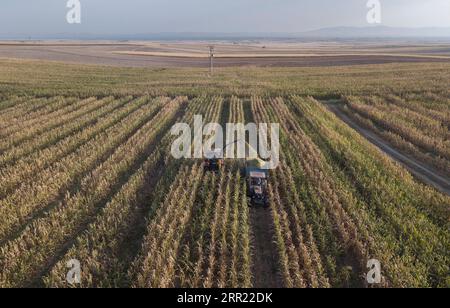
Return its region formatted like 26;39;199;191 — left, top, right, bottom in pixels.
204;140;271;207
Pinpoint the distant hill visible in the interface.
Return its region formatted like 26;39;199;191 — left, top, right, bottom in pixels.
2;26;450;40
297;26;450;38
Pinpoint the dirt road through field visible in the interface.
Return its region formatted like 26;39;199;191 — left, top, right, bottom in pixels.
249;207;283;288
326;103;450;196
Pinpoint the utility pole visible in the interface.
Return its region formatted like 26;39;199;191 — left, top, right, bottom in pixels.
209;46;215;76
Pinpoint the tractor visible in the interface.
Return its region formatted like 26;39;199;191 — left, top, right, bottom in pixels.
204;140;271;208
246;165;269;208
204;149;223;172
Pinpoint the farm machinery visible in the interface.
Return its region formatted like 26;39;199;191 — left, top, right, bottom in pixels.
204;149;224;171
204;141;270;207
245;163;269;208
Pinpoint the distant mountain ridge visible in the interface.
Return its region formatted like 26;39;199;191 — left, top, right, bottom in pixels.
297;26;450;38
2;26;450;40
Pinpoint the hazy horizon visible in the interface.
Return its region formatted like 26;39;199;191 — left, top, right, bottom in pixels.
2;0;450;38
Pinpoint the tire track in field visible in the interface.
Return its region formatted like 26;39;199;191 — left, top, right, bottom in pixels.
248;97;284;288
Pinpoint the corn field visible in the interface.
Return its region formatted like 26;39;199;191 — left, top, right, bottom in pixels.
0;93;448;288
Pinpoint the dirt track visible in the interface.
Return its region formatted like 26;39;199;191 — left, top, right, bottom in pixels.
249;207;282;288
1;42;450;68
326;103;450;196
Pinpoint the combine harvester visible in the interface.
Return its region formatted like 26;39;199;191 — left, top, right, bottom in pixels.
204;140;270;207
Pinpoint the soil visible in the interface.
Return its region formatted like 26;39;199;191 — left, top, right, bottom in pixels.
1;41;450;68
249;206;283;288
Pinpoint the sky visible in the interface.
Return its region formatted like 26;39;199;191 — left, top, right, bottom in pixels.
1;0;450;36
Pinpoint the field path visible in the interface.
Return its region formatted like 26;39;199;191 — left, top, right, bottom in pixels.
249;207;283;288
326;103;450;196
244;97;283;288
